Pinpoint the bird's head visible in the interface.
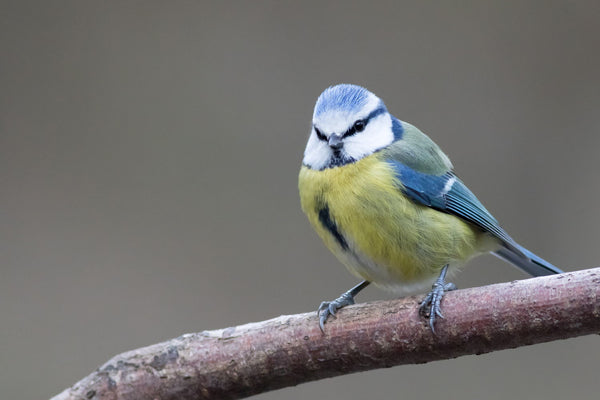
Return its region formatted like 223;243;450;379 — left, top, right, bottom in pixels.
303;84;394;170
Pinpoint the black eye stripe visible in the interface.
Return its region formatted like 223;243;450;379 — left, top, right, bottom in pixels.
342;106;386;138
365;106;386;121
343;118;367;138
314;127;327;141
313;106;386;142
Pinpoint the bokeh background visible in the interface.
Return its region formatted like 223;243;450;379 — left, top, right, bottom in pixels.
2;2;600;399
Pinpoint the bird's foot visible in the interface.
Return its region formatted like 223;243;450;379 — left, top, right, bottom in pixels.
419;265;456;333
317;280;370;333
317;292;355;332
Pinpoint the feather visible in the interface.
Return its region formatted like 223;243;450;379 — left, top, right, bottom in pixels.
383;120;562;276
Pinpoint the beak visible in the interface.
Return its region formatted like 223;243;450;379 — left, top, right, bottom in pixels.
328;134;343;150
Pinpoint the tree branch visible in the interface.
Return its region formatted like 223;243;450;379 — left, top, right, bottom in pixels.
52;267;600;400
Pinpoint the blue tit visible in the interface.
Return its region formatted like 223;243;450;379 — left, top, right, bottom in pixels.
298;84;563;332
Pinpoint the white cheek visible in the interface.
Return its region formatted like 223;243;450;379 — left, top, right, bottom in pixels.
303;133;331;170
343;114;394;160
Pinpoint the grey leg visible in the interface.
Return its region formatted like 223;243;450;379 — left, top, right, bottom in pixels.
419;265;457;333
317;280;370;332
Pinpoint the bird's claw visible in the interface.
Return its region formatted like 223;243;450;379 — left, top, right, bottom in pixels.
317;292;355;333
419;268;456;333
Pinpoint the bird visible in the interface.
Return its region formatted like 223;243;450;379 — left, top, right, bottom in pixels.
298;84;563;333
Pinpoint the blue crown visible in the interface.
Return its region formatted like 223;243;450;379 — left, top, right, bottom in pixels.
314;84;371;116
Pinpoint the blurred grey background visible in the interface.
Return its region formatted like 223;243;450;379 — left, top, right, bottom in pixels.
2;1;599;399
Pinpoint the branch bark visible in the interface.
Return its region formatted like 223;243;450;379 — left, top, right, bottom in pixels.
52;267;600;400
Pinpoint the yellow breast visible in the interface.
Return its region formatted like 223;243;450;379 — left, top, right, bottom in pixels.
298;153;492;291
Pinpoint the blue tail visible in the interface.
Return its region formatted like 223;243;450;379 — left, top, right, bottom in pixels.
493;243;563;277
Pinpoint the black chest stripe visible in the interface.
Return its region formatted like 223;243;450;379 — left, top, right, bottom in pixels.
317;203;349;251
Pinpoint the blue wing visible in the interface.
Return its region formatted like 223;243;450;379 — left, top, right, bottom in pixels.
387;160;516;246
386;159;563;275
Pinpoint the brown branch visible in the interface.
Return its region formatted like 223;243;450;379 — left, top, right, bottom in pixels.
51;267;600;400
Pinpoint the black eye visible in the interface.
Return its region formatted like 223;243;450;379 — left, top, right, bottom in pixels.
353;120;366;132
342;119;366;138
314;127;327;141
